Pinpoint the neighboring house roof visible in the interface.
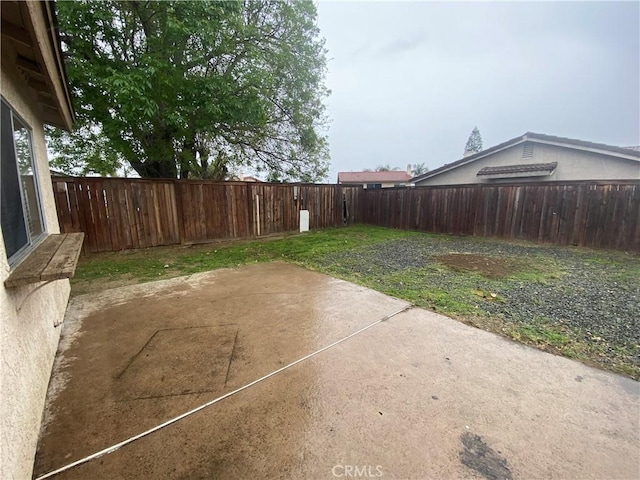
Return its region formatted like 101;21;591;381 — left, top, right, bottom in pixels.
338;171;411;183
242;176;262;182
50;169;72;177
411;132;640;183
1;0;75;130
477;162;558;177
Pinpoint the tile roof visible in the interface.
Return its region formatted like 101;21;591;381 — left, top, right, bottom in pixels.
412;132;640;183
338;171;411;183
477;162;558;176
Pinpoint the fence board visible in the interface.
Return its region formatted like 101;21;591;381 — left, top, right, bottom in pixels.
52;177;364;252
360;181;639;251
52;178;639;252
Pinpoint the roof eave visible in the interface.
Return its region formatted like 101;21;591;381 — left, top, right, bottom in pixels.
524;133;640;162
413;132;640;183
411;134;528;182
21;1;75;131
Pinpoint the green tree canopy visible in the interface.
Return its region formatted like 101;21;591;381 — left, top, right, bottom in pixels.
50;0;330;181
464;126;483;156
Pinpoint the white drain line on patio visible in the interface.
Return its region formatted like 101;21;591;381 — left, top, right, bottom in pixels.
36;304;413;480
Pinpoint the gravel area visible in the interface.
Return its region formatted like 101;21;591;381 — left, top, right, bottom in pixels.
321;236;640;361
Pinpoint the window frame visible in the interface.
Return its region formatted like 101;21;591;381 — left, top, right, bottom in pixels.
1;97;47;267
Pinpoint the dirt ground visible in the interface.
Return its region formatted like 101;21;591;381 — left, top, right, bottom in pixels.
435;253;522;279
35;262;639;480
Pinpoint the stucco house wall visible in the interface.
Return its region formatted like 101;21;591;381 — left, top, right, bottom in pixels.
417;147;520;186
416;140;640;186
533;143;640;181
0;4;73;479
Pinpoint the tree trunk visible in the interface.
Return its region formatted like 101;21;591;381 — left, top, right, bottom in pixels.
130;159;177;178
179;140;196;179
131;126;179;178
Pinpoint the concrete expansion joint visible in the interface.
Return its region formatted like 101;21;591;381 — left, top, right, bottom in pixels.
34;304;413;480
382;304;414;321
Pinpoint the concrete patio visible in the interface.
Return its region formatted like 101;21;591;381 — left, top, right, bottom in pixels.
35;262;639;479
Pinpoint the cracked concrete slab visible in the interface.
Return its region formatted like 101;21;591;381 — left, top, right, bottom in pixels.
34;262;639;479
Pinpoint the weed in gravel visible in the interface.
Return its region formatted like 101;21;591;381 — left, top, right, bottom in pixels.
504;257;564;284
513;318;571;348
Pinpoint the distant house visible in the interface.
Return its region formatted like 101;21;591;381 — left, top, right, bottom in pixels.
338;169;412;189
242;175;262;182
412;132;640;186
1;2;83;479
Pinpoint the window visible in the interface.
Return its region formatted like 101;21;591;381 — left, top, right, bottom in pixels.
366;183;382;189
1;99;45;265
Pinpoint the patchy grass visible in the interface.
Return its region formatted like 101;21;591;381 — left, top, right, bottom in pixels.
72;226;421;294
72;225;640;379
512;317;571;348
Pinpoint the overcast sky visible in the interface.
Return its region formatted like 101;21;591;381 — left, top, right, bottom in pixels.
315;1;640;180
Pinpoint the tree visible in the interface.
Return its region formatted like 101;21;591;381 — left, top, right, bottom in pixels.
375;164;400;172
47;124;122;176
464;127;483;156
412;162;428;176
50;1;330;181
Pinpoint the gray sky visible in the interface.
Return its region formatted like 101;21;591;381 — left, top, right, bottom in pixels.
316;1;640;181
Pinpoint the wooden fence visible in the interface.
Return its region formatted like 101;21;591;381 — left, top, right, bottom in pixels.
52;177;640;253
361;181;640;250
52;177;364;253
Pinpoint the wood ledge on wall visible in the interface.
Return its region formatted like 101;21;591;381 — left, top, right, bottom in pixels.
4;233;84;288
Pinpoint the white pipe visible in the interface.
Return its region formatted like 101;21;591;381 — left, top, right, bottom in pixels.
34;304;412;480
